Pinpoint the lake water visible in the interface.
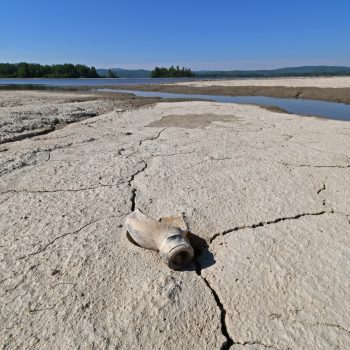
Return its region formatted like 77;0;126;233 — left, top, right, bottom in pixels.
0;78;200;86
98;89;350;122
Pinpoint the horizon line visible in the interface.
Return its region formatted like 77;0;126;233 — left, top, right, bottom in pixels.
2;62;350;71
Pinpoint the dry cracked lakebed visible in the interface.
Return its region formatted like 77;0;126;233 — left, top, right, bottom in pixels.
0;91;350;349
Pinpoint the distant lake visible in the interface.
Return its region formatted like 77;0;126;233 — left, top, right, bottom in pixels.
0;78;201;87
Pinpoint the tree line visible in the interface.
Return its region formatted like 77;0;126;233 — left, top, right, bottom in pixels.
0;62;100;78
151;65;194;78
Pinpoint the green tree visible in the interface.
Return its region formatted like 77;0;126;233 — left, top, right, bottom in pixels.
107;69;118;78
0;62;102;78
151;67;161;78
151;65;194;78
17;62;30;77
87;66;99;78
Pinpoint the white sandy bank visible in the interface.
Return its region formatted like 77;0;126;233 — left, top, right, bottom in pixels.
176;76;350;88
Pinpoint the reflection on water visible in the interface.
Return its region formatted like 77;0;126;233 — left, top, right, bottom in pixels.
0;84;88;91
100;89;350;122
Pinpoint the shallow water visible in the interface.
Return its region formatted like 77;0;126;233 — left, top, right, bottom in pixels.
0;77;200;86
99;89;350;121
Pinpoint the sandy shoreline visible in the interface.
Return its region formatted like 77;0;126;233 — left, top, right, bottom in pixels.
1;88;350;349
176;76;350;88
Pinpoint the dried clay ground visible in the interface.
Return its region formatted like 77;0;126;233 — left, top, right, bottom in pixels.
1;79;350;350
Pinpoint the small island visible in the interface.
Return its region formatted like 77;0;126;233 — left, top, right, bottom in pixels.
151;65;194;78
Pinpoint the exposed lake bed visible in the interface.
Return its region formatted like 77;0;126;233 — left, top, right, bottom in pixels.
99;88;350;121
2;76;350;121
1;78;350;349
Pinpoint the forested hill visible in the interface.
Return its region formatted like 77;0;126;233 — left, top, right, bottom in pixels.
194;66;350;78
0;63;99;78
98;65;350;78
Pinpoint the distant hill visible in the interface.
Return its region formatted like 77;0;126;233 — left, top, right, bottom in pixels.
97;68;151;78
97;66;350;78
194;66;350;78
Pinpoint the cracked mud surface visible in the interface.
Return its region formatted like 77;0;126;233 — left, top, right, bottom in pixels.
1;90;350;349
0;90;164;144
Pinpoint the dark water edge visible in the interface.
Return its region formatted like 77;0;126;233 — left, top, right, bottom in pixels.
0;78;202;87
98;89;350;122
0;84;90;92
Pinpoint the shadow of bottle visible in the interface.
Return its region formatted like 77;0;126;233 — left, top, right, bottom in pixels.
180;231;216;273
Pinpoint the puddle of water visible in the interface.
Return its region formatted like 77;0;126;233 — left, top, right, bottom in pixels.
98;88;350;122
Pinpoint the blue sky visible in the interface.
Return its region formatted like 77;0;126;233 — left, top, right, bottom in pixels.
1;0;349;69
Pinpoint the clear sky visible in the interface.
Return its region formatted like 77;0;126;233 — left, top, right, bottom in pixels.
1;0;349;70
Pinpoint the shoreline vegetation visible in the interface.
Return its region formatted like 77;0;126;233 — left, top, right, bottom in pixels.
151;66;194;78
0;63;99;78
2;63;350;79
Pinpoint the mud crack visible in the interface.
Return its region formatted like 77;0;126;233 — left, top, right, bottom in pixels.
316;182;334;212
210;210;327;244
147;150;195;159
317;183;326;194
194;260;233;350
128;159;148;211
127;129;168;211
193;209;328;348
139;128;168;147
18;215;116;260
281;162;350;169
0;196;12;206
1;182;127;196
307;321;350;336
